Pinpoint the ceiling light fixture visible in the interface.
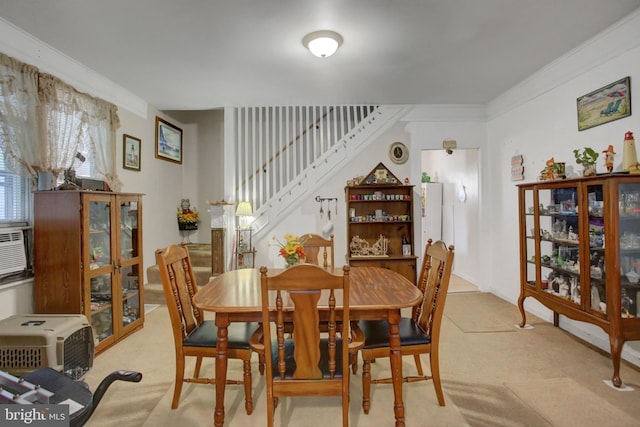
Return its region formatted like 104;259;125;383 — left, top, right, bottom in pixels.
302;30;343;58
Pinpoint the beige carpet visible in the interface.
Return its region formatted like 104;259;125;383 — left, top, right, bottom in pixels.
505;377;638;427
444;293;519;333
81;293;640;427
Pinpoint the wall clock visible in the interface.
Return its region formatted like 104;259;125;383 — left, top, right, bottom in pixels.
389;142;408;164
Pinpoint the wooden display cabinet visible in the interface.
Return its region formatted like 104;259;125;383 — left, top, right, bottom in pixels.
34;191;144;354
345;163;417;283
518;175;640;387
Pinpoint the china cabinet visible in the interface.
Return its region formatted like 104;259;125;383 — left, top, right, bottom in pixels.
518;175;640;387
34;191;144;354
345;163;417;283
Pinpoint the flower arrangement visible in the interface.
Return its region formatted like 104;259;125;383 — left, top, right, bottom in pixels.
177;198;200;230
272;233;306;267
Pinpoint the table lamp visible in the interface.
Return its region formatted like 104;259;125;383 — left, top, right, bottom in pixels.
235;202;253;229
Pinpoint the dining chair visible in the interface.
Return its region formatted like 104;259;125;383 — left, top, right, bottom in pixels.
155;243;262;413
357;239;454;413
300;233;334;267
254;263;363;427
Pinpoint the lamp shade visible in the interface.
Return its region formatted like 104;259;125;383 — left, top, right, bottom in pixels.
302;30;343;58
235;201;253;217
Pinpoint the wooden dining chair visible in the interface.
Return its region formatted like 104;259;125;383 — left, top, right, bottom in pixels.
300;233;334;267
254;264;363;427
155;243;262;413
357;239;454;413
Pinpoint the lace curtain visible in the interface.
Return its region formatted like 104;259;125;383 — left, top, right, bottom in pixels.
0;53;42;177
0;52;121;190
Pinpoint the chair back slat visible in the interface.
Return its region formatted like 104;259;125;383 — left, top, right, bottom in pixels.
415;240;454;336
300;233;334;267
156;244;202;340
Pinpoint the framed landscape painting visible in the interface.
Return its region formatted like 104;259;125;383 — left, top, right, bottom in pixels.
155;117;183;164
577;76;631;131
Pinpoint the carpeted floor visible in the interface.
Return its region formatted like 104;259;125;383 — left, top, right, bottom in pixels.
82;292;640;427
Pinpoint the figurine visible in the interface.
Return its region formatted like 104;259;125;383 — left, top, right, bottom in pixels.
602;145;616;173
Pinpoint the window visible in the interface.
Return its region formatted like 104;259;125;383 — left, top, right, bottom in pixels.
0;150;29;225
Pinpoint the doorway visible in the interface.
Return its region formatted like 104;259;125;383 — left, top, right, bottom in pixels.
421;148;480;287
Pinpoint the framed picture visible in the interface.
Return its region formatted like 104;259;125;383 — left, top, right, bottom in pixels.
389;141;409;164
577;76;631;131
155;116;183;164
123;134;141;171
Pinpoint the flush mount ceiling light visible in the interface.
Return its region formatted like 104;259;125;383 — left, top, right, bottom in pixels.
302;30;343;58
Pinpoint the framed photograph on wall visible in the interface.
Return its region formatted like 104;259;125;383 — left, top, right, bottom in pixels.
155;116;183;164
577;76;631;131
123;134;141;171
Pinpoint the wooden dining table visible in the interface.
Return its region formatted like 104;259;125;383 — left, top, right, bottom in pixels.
192;266;422;427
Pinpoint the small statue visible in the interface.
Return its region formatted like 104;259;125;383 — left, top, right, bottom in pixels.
602;145;616;173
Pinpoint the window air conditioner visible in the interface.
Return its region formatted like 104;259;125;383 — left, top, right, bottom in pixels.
0;228;27;275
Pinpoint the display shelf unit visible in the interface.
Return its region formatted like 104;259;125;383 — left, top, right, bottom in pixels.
517;175;640;387
34;191;144;354
345;163;417;283
235;227;256;269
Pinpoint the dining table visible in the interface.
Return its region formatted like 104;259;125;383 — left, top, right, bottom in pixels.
192;265;422;427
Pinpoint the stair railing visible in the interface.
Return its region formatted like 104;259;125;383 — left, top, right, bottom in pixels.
233;105;377;213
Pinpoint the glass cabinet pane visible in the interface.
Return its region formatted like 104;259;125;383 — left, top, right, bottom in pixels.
90;273;113;343
619;183;640;318
121;265;141;327
587;185;606;315
540;186;581;305
120;200;139;260
523;189;536;287
89;200;112;270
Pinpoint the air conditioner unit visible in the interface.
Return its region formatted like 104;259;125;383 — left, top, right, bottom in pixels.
0;228;27;275
0;314;94;380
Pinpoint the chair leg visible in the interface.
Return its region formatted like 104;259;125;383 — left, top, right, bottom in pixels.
193;356;203;378
362;359;371;414
266;396;275;427
430;352;445;406
350;352;358;374
243;359;254;415
171;354;186;409
414;354;424;376
259;352;265;375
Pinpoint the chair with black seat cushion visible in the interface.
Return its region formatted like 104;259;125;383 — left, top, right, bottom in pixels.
255;263;363;427
300;233;334;267
155;243;262;413
358;239;454;413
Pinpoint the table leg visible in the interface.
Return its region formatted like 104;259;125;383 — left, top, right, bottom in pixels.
214;313;229;427
388;309;405;427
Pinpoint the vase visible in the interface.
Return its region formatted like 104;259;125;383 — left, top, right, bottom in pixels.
583;164;596;177
284;258;297;268
178;222;198;231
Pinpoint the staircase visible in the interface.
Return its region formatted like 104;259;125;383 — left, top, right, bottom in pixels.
145;244;213;305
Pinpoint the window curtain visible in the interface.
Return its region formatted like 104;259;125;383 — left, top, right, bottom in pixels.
79;94;122;191
37;73;86;179
0;52;121;189
0;52;41;177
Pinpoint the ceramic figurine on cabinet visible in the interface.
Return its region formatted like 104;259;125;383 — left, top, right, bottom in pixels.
602;145;616;173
